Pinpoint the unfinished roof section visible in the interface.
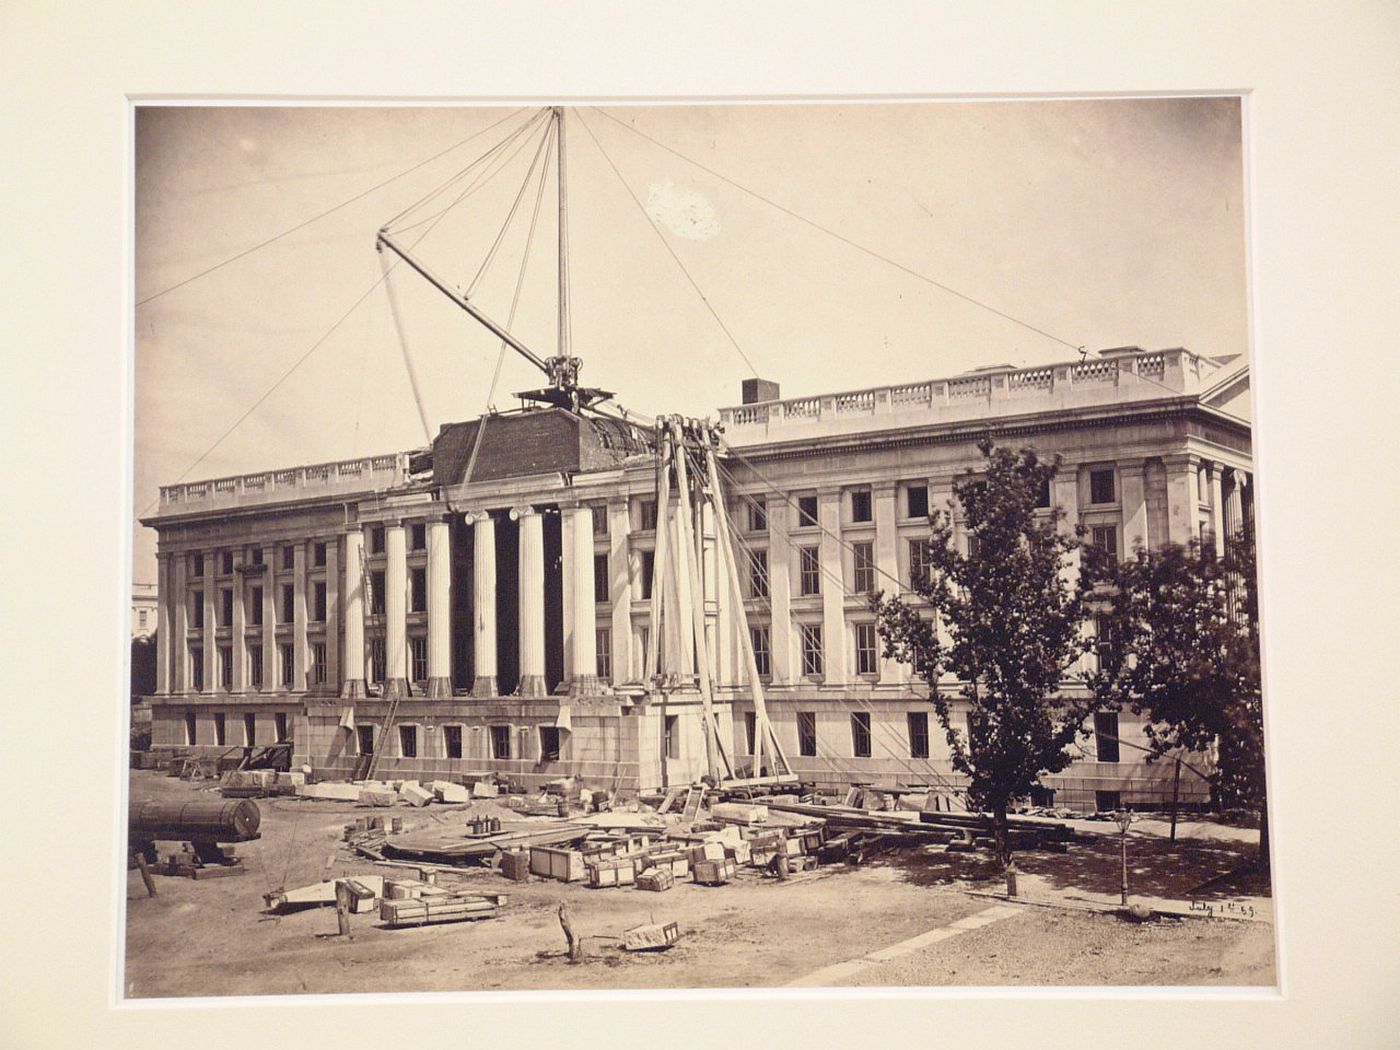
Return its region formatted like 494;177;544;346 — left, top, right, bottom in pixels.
432;407;652;488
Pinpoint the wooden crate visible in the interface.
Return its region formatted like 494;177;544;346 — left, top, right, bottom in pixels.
529;846;587;883
636;868;675;892
586;858;637;888
380;894;502;928
692;857;738;885
623;921;680;950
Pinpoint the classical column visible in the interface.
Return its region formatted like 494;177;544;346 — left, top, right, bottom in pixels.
1225;468;1244;546
766;496;794;685
470;512;498;697
341;527;366;698
325;536;340;690
818;488;846;686
426;516;452;697
231;549;246;693
262;562;277;694
512;506;547;698
172;554;188;693
383;522;408;697
873;483;902;686
1208;462;1226;557
607;500;633;687
560;508;575;683
1052;466;1090;677
202;550;216;694
156;553;172;695
1119;460;1148;554
292;542;308;692
1163;453;1200;547
566;503;599;695
701;499;720;687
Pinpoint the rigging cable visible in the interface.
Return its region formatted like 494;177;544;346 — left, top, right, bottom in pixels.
466;117;556;299
136;107;528;308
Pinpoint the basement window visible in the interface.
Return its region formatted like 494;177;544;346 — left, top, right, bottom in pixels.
244;713;257;747
539;726;562;762
851;712;872;758
184;711;197;745
399;724;418;759
444;725;463;759
490;725;512;760
1095;790;1121;812
274;712;288;742
357;724;375;756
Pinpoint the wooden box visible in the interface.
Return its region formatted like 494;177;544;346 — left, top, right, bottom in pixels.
530;846;587;883
692;857;738;885
586;858;637;888
623;921;680;950
636;868;675;892
499;850;531;882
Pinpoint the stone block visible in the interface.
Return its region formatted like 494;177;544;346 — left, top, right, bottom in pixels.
399;782;434;807
430;781;472;803
359;789;398;807
296;782;363;802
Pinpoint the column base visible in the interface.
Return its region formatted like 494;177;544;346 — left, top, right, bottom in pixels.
425;676;452;698
518;674;547;699
382;678;409;699
340;679;366;699
568;673;600;697
472;675;497;698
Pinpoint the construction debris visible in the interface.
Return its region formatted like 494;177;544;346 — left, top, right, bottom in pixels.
265;875;387;913
380;892;505;928
622;921;680;951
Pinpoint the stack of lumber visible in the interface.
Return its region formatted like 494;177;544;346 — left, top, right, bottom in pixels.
382;820;591;866
380;892;505;928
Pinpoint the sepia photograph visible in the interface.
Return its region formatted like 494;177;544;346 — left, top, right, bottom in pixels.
127;97;1274;996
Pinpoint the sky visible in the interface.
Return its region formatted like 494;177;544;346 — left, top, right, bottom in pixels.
133;97;1247;581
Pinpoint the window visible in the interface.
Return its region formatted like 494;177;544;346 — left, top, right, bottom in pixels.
399;724;418;758
1095;616;1117;671
369;638;386;684
851;712;872;758
594;553;609;604
219;645;232;689
138;609;148;629
1095;790;1121;812
244;713;257;747
190;647;204;691
909;539;933;587
274;712;288;742
748;549;769;598
799;546;821;596
596;628;611;680
409;523;426;551
744;711;757;755
280;643;295;687
490;725;512;760
539;726;562;762
280;583;294;624
410;636;427;681
797;494;818;528
410;567;426;613
313;541;327;567
312;642;327;685
282;545;295;570
370;526;385;554
313;581;327;622
748;496;767;533
356;724;375;756
639;499;658;531
250;586;263;626
855;623;879;676
1090;468;1116;505
640;551;655;599
214;712;226;747
801;624;824;678
663;715;679;759
1036;477;1052;509
370;571;386;615
220;588;233;626
850;488;872;523
444;725;463;759
591;507;608;537
220;551;234;575
192;552;204;578
906;484;929;520
852;541;875;593
797;712;817;757
184;711;197;745
751;626;771;677
1094;712;1120;763
192;591;204;630
967;533;983;561
907;711;930;759
1091;525;1119;567
251;547;264;566
249;646;262;690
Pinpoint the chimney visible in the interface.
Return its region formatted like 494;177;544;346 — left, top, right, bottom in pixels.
742;378;780;405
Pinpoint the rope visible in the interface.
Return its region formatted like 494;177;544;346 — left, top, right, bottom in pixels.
466;117;555;299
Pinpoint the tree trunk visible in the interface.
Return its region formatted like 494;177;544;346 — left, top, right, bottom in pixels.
992;803;1015;896
1257;801;1270;872
558;900;583;962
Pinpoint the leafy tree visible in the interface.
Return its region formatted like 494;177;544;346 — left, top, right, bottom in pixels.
131;630;157;703
871;438;1097;890
1088;529;1267;868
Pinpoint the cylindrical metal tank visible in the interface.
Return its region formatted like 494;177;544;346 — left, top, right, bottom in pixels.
129;799;262;841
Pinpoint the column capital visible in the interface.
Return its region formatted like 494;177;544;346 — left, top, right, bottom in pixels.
1161;451;1202;470
508;504;540;521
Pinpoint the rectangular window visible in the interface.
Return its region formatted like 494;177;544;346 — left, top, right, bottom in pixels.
801;623;824;678
1036;477;1052;509
744;711;757;755
1095;790;1122;813
909;538;933;586
851;712;872;758
274;712;288;742
192;552;204;578
663;715;679;759
410;636;427;681
369;638;386;684
749;548;769;598
370;571;386;615
251;547;263;566
410;567;426;613
751;626;771;677
250;586;263;626
539;726;562;762
214;712;226;747
907;711;930;759
356;724;375;756
596;628;611;680
244;713;257;747
444;725;463;759
855;623;879;676
640;551;655;599
280;583;294;624
190;647;204;691
490;724;512;760
1095;615;1117;671
370;526;385;554
313;581;327;622
280;643;294;687
1091;525;1119;567
906;484;929;520
852;541;875;593
748;496;767;533
399;724;418;759
282;545;295;570
639;499;658;531
799;546;821;596
192;591;204;630
967;533;983;561
219;588;233;627
591;506;608;537
312;642;327;685
219;645;232;688
594;553;609;604
1094;712;1121;763
184;711;197;745
221;551;234;575
313;541;327;567
850;488;872;523
797;711;817;757
409;523;426;551
249;645;263;689
797;494;818;528
1090;468;1117;505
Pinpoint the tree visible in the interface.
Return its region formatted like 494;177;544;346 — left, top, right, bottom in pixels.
131;630;158;704
871;438;1097;891
1088;529;1267;868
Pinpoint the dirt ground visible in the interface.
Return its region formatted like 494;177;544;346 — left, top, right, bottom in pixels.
123;771;1276;997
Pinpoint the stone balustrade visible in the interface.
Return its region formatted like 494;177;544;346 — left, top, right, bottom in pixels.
158;453;408;514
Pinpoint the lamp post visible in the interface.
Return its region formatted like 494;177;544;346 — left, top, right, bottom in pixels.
1115;808;1136;906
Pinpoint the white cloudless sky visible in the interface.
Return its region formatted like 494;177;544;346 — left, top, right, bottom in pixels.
133;97;1246;580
